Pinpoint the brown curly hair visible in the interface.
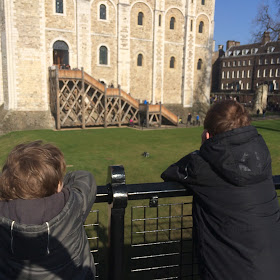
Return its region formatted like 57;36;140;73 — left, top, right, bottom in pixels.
0;141;66;200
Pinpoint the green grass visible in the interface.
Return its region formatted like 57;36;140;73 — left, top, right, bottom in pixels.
0;120;279;182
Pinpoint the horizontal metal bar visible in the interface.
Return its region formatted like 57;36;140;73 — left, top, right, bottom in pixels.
95;175;280;203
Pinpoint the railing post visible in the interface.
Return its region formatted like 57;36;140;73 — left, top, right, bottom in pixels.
118;85;122;127
146;103;149;128
107;165;128;280
159;102;162;128
104;85;107;128
81;67;85;129
55;66;61;130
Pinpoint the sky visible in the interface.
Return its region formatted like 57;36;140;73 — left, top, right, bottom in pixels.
213;0;275;51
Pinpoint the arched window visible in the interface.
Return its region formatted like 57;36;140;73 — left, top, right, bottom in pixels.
138;12;144;25
56;0;63;14
170;56;175;68
201;0;205;5
100;4;106;20
197;59;202;70
137;54;143;66
170;17;175;30
53;40;69;66
99;46;108;65
199;21;204;33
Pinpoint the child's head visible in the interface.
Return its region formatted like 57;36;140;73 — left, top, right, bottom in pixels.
0;141;66;200
204;100;251;136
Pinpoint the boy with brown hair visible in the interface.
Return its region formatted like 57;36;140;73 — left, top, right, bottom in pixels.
0;141;97;279
161;100;280;280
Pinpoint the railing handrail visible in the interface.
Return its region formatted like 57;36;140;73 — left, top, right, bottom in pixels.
96;174;280;203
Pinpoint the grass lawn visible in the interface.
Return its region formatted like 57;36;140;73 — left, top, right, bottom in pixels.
0;120;279;278
0;119;279;184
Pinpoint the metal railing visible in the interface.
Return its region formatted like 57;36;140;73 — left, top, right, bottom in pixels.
86;166;280;280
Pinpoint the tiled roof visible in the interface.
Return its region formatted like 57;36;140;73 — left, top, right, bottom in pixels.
225;40;280;57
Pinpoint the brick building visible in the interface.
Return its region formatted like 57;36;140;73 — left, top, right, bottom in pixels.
0;0;215;131
213;32;280;96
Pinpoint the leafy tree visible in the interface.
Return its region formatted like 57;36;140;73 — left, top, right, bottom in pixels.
252;0;280;42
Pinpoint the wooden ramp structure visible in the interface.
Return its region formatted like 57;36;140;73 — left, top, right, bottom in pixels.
49;67;178;129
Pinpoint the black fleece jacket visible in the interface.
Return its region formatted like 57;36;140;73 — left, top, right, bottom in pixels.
161;126;280;280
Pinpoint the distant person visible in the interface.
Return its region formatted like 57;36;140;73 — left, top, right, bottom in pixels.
257;108;260;116
0;141;97;279
196;115;200;125
144;100;148;105
186;113;192;126
263;108;266;118
161;100;280;280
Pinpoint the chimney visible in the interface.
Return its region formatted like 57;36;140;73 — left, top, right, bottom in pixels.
262;31;270;44
218;45;224;57
226;40;240;50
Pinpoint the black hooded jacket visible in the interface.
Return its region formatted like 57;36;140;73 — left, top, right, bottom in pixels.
161;126;280;280
0;170;97;280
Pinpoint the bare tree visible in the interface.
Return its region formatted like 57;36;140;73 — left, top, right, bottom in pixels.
252;0;280;42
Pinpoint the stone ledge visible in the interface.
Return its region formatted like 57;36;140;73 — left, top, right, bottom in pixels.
0;105;55;135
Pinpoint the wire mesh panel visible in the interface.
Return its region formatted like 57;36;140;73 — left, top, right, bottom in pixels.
130;200;200;280
84;210;100;279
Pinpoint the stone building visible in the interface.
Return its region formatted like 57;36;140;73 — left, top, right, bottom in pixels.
214;32;280;95
0;0;215;131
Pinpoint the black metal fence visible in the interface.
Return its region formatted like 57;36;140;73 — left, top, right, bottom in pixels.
85;166;280;280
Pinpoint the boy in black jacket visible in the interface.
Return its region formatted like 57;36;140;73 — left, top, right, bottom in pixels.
0;141;97;279
161;100;280;280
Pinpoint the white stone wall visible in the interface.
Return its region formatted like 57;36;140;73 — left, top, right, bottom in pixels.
0;0;215;113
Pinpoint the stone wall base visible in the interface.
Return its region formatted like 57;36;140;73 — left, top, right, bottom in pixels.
0;105;55;135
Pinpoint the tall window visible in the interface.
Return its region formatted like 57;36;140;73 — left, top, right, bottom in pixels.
99;46;108;65
170;17;175;30
137;54;143;66
56;0;63;14
138;12;144;25
170;57;175;68
199;21;204;33
190;20;193;31
197;59;202;70
100;4;106;20
201;0;205;4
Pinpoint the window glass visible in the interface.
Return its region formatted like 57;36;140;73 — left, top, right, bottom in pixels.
202;0;205;5
138;12;144;25
56;0;63;14
100;4;106;20
199;21;204;33
170;57;175;68
170;17;175;30
159;15;161;26
197;59;202;70
99;46;108;65
137;54;143;66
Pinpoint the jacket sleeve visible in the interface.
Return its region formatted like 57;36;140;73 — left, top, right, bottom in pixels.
161;151;200;185
63;170;97;221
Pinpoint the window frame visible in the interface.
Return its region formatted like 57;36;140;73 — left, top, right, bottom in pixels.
55;0;65;15
99;4;107;20
99;45;109;66
198;21;204;33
